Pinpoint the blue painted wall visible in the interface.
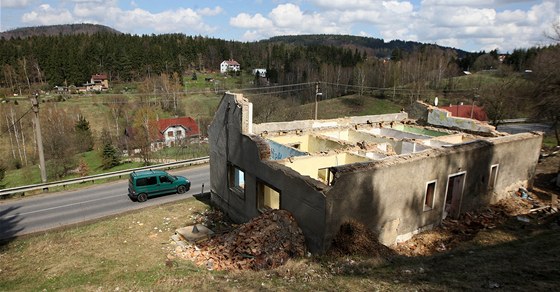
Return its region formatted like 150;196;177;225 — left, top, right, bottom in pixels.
266;140;307;160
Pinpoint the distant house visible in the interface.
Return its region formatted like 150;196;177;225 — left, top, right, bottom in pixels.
84;74;109;91
439;105;488;121
252;68;267;78
155;117;200;148
220;60;240;74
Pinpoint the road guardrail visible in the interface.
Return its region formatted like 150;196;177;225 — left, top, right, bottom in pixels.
0;157;209;198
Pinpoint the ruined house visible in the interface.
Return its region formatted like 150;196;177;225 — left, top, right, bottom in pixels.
208;92;542;253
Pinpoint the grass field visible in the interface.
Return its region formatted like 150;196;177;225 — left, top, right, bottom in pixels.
1;197;558;291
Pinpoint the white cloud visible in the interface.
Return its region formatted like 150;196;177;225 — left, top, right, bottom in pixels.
17;1;219;35
197;6;223;16
230;3;349;41
310;0;376;10
398;0;559;51
1;0;33;8
22;4;75;25
230;13;272;29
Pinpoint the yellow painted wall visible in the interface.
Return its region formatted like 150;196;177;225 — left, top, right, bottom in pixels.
278;153;370;180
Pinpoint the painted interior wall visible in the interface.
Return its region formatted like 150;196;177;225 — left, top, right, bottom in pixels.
277;153;370;180
393;124;449;137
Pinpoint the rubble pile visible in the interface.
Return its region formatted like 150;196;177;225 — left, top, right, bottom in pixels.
174;209;306;271
396;194;557;256
329;219;393;258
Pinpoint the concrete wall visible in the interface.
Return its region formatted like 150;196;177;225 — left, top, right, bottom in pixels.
210;93;542;254
428;106;495;133
253;113;408;134
209;93;328;252
322;132;542;248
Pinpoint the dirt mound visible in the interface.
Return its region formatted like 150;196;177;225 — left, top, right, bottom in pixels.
175;209;306;271
329;220;393;258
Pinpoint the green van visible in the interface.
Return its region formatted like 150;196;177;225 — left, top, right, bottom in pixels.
128;170;191;202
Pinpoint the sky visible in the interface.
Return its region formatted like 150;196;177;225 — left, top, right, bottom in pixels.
1;0;559;52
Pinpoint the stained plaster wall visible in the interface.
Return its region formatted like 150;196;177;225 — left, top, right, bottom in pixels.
427;106;495;133
209;93;328;252
322;132;542;248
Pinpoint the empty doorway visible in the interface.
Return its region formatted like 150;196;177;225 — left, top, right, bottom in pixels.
443;172;466;219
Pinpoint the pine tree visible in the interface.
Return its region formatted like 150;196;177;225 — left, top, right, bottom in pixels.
100;128;120;169
75;115;94;152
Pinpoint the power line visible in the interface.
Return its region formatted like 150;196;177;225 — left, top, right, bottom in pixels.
0;106;33;138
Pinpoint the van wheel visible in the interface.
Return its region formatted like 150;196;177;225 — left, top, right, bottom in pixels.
137;193;148;202
177;185;187;194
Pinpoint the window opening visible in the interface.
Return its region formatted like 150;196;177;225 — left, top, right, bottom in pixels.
318;167;334;185
489;164;499;190
257;181;280;211
228;164;245;189
424;180;436;211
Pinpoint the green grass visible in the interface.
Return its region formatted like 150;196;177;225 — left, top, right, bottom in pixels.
251;94;402;123
153;144;210;160
2;150;143;189
542;134;559;148
1;197;559;291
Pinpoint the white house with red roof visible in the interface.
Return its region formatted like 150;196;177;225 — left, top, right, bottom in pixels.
156;117;200;147
220;59;240;73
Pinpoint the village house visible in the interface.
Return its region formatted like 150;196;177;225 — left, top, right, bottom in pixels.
208;92;542;253
252;68;267;78
83;74;109;92
439;104;488;121
220;59;240;74
154;117;200;149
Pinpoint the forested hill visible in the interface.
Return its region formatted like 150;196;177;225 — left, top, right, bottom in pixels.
265;34;469;58
0;24;121;40
1;24;506;93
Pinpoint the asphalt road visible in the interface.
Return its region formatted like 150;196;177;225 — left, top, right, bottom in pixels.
497;123;551;134
0;165;210;241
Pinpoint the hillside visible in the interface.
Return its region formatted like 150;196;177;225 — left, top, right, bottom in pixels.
0;23;121;39
264;34;469;58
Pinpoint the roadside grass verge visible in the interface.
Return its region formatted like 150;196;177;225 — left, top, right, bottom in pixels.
1;197;558;291
2;151;143;189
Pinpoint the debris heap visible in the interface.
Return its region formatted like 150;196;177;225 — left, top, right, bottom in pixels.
329;219;393;258
174;209;306;271
395;193;558;256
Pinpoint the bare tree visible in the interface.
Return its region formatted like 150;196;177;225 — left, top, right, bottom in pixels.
131;105;159;164
529;45;560;145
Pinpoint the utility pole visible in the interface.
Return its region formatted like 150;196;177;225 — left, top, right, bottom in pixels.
314;82;322;120
31;93;47;183
471;90;479;119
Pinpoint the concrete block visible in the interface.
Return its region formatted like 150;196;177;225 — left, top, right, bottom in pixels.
176;224;214;243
